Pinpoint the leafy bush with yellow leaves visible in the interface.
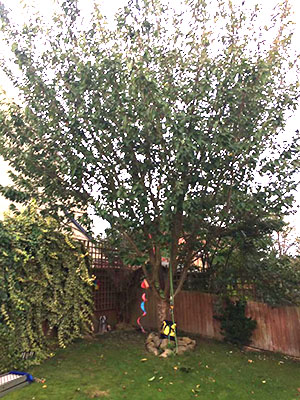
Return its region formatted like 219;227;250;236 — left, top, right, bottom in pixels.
0;205;93;370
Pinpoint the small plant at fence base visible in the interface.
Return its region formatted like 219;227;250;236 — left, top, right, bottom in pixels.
214;298;257;347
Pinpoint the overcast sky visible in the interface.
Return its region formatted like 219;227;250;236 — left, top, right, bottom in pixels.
0;0;299;234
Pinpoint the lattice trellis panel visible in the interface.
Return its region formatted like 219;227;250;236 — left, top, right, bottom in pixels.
82;241;124;270
93;270;119;312
80;241;125;313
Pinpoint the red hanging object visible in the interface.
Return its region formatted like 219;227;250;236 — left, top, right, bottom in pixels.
137;279;149;333
141;279;149;289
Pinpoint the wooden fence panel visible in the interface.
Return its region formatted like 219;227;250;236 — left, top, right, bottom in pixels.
246;301;300;357
131;291;222;338
131;291;300;358
174;292;222;339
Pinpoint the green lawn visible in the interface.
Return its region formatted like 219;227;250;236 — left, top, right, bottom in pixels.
4;331;299;400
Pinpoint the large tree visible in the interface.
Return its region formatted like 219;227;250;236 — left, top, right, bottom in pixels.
0;0;299;324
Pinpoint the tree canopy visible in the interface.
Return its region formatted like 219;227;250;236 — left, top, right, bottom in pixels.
0;0;299;319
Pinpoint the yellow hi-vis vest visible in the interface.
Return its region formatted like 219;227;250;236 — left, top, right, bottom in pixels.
161;320;177;341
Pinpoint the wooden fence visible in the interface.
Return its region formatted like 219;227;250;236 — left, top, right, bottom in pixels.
131;291;300;358
81;240;300;358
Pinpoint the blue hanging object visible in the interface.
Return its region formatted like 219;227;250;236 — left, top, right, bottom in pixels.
140;301;146;313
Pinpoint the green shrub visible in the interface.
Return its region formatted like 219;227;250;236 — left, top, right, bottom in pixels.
0;205;93;370
214;298;257;347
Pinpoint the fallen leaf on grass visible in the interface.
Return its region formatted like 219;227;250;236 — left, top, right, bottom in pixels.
35;377;46;383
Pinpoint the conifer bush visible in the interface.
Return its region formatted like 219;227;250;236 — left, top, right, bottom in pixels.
214;298;257;347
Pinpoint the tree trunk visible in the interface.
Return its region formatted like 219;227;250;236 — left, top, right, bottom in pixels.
156;297;170;332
